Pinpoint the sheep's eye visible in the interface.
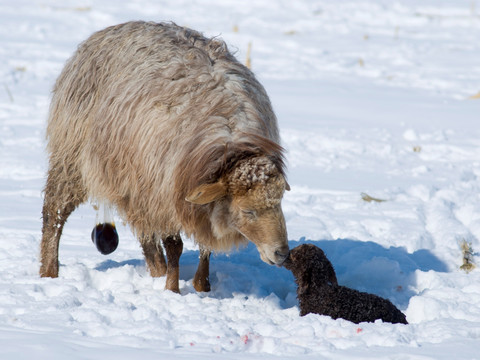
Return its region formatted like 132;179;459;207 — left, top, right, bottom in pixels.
242;209;257;218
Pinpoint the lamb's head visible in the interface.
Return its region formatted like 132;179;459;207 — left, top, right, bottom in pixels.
186;156;290;266
284;244;338;288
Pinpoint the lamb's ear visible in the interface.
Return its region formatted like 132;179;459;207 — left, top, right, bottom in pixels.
185;182;227;204
297;272;311;296
285;181;291;191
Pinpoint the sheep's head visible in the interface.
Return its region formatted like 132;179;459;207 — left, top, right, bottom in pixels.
186;156;290;266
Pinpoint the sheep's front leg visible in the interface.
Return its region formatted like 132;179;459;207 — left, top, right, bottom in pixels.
162;234;183;293
140;233;167;277
193;247;211;292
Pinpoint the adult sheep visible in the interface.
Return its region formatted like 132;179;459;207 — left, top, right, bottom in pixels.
40;21;290;293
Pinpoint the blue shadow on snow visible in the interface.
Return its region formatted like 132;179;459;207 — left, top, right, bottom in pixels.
94;238;447;310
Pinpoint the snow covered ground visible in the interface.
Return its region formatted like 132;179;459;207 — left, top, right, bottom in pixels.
1;0;480;358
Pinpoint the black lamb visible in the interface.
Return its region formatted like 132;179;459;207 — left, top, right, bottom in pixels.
283;244;408;324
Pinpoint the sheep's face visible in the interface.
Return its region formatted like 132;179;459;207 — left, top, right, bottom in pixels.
228;176;289;265
186;156;290;266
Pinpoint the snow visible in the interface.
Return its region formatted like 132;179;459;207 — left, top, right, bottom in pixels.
1;0;480;359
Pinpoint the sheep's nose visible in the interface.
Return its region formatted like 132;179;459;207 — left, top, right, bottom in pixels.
274;246;290;265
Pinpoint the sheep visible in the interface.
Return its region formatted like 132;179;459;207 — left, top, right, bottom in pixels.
40;21;290;293
284;244;408;324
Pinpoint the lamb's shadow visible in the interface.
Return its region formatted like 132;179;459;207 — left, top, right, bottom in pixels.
295;239;448;309
94;238;447;310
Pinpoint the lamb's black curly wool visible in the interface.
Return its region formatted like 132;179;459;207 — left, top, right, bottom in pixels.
284;244;408;324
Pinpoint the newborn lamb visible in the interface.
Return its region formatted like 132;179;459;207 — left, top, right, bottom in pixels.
284;244;408;324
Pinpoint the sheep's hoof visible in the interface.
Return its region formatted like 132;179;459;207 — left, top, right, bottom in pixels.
193;275;211;292
39;262;59;278
165;286;180;294
164;280;180;294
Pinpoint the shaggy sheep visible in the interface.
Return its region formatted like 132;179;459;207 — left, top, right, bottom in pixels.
40;21;290;293
284;244;408;324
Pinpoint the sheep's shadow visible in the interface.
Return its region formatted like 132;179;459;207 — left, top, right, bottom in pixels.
180;238;448;309
95;258;144;271
94;238;447;310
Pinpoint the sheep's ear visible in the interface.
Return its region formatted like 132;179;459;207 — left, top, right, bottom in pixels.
185;182;227;204
285;181;291;191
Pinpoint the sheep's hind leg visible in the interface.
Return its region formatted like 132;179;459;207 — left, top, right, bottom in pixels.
193;247;211;292
162;234;183;293
140;233;167;277
40;165;86;278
